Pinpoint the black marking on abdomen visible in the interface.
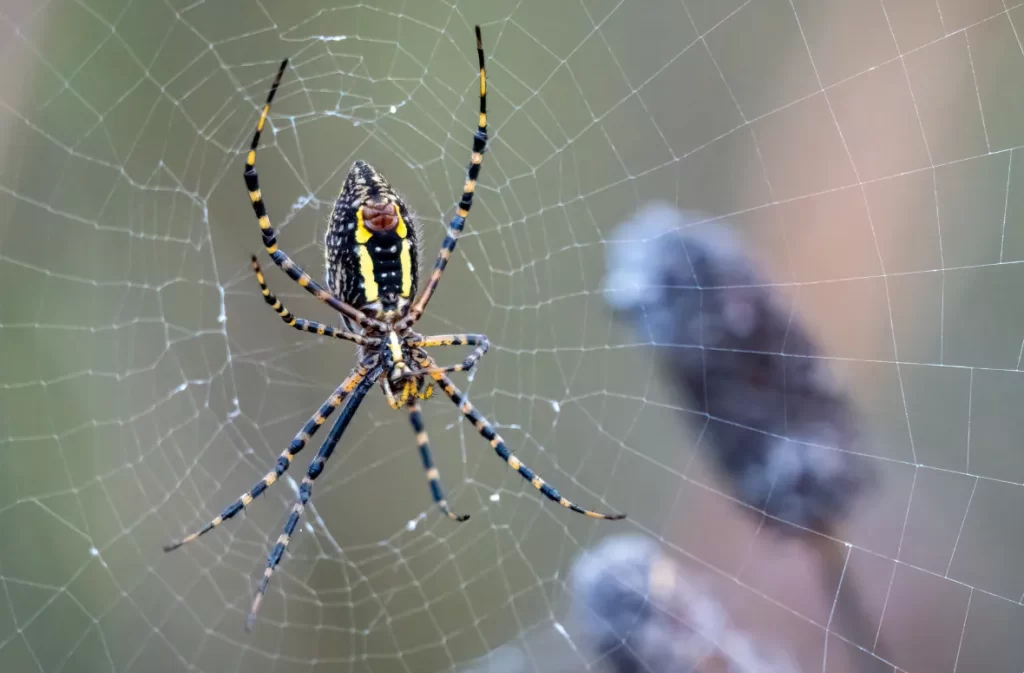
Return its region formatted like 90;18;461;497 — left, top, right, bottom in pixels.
367;231;408;309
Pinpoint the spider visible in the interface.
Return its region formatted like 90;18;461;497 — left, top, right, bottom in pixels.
163;26;625;631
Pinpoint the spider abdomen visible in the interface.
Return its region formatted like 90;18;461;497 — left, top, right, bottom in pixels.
326;160;421;316
362;231;414;304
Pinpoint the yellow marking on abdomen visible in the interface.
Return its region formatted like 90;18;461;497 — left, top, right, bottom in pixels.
241;493;254;506
358;245;379;302
355;208;372;244
249;189;262;202
426;468;440;480
508;456;521;470
400;239;412;297
395;208;408;238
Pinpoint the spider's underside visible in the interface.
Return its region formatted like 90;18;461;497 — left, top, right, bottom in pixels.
163;26;625;632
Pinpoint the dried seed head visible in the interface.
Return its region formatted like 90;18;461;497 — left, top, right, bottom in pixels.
569;533;801;673
602;203;875;532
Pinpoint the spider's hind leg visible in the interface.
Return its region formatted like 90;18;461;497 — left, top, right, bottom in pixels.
398;26;488;330
243;59;381;333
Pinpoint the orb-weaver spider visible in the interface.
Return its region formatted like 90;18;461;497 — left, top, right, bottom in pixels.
163;26;625;631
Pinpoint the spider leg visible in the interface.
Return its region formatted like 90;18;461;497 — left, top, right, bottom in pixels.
163;364;371;553
247;365;382;631
251;256;379;347
404;334;489;377
399;26;487;330
408;398;470;522
422;359;625;521
244;60;385;334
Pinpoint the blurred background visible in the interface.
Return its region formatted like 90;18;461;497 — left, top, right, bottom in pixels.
2;0;1024;671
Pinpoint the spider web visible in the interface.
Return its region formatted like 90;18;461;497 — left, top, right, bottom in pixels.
2;0;1024;672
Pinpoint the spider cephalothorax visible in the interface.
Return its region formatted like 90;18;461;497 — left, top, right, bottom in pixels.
163;26;624;633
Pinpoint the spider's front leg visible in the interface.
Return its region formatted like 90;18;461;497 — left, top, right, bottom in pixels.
248;364;383;630
414;354;626;521
162;363;374;554
407;398;469;522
